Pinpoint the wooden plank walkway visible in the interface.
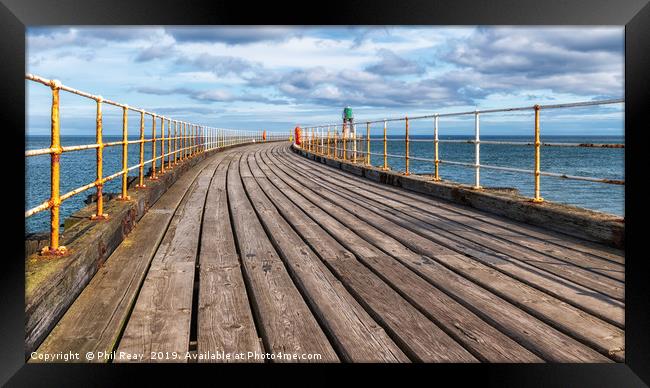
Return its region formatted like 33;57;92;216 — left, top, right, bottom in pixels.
35;141;625;363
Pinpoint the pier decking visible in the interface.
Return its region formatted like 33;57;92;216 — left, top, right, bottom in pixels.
35;142;624;363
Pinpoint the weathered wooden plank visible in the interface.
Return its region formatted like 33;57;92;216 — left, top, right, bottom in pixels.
324;158;625;263
239;153;411;362
25;148;222;357
294;156;625;281
252;150;540;362
264;146;615;362
320;157;623;275
115;156;222;362
289;145;624;264
281;148;625;327
34;153;223;363
226;153;339;362
197;154;263;363
285;148;625;288
274;146;624;350
286;155;625;324
303;144;624;248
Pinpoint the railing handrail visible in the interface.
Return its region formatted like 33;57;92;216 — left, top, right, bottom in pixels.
295;98;624;213
25;73;291;255
298;98;624;129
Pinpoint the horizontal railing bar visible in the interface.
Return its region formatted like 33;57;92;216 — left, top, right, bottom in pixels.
102;170;124;183
25;148;54;157
308;145;624;185
61;144;100;152
60;181;97;202
328;137;623;148
539;171;624;185
25;201;51;217
300;98;624;128
26;136;319;157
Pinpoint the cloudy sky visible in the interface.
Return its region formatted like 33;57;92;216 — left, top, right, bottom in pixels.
26;26;624;136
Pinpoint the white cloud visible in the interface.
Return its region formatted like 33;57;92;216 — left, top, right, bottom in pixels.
26;26;624;135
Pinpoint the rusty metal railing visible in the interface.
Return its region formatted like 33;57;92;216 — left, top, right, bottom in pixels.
25;74;288;256
297;98;624;206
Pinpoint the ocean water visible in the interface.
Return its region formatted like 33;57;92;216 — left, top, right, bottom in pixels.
25;135;624;234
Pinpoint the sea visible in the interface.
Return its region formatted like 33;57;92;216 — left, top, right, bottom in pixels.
25;135;624;234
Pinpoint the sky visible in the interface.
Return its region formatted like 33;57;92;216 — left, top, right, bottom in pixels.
26;26;625;136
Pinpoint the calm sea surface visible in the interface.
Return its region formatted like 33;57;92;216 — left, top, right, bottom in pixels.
25;135;624;234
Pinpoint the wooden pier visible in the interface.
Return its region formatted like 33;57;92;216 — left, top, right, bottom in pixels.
34;142;624;363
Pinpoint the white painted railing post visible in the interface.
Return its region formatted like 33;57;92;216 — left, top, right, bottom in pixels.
474;111;481;189
320;127;324;152
352;123;357;162
434;114;440;181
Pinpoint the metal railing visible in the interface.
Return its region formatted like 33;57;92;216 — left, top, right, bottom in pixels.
25;74;288;256
297;98;624;206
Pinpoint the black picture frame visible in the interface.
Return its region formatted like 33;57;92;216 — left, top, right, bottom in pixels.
1;0;648;386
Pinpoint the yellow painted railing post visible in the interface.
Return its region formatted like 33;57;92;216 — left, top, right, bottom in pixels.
334;127;338;159
167;118;172;169
366;122;370;165
405;117;410;175
151;114;158;180
174;121;179;165
434;114;440;181
327;125;331;157
159;116;166;175
91;96;109;220
474;111;481;189
42;80;67;255
119;107;131;200
352;124;357;162
177;122;181;159
533;105;544;203
182;122;187;160
136;110;146;188
342;127;347;160
382;119;388;170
